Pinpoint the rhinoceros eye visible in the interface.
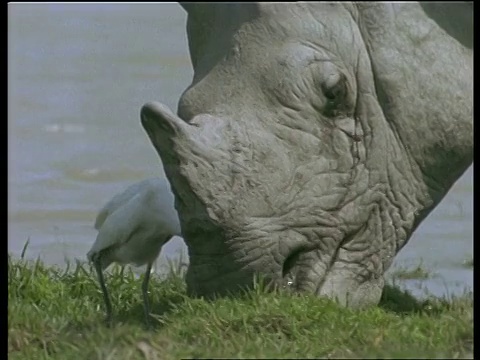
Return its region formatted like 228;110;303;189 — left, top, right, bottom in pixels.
323;73;347;102
321;73;350;118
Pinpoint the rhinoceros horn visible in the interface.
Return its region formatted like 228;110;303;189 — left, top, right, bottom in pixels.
178;2;264;68
180;2;473;65
179;2;219;68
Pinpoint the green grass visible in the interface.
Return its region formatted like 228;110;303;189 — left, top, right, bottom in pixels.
8;254;473;359
389;261;434;280
463;257;474;269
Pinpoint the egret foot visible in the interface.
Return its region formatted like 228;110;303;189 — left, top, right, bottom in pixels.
142;262;153;329
94;260;113;326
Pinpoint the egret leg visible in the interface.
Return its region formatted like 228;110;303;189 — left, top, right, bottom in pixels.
142;262;153;328
94;260;113;326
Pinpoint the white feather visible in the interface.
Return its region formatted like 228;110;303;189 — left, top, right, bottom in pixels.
87;177;181;267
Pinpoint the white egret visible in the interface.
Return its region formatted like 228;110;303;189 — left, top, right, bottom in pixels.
87;177;181;327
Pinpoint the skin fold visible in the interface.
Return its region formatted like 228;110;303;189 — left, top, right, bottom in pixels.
141;2;472;308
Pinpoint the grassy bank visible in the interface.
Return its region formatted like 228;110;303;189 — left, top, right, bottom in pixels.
8;255;473;359
389;261;434;280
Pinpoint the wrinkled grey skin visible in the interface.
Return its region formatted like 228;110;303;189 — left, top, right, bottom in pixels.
141;2;472;308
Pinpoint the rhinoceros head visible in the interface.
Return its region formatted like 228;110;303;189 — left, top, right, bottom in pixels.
141;2;472;307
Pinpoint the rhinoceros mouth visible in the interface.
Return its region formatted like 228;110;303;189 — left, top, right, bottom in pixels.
280;229;364;296
280;245;324;293
282;246;308;279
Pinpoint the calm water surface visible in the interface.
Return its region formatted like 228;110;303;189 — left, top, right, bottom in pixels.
8;4;473;298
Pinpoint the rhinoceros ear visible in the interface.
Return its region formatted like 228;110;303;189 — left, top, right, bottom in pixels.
419;2;473;49
356;3;472;188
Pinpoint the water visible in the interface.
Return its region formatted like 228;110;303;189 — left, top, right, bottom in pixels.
8;3;473;298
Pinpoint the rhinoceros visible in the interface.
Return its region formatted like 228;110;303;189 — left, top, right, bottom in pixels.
141;2;473;308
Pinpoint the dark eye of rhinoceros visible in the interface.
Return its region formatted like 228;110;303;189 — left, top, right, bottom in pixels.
323;73;347;101
322;73;349;117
